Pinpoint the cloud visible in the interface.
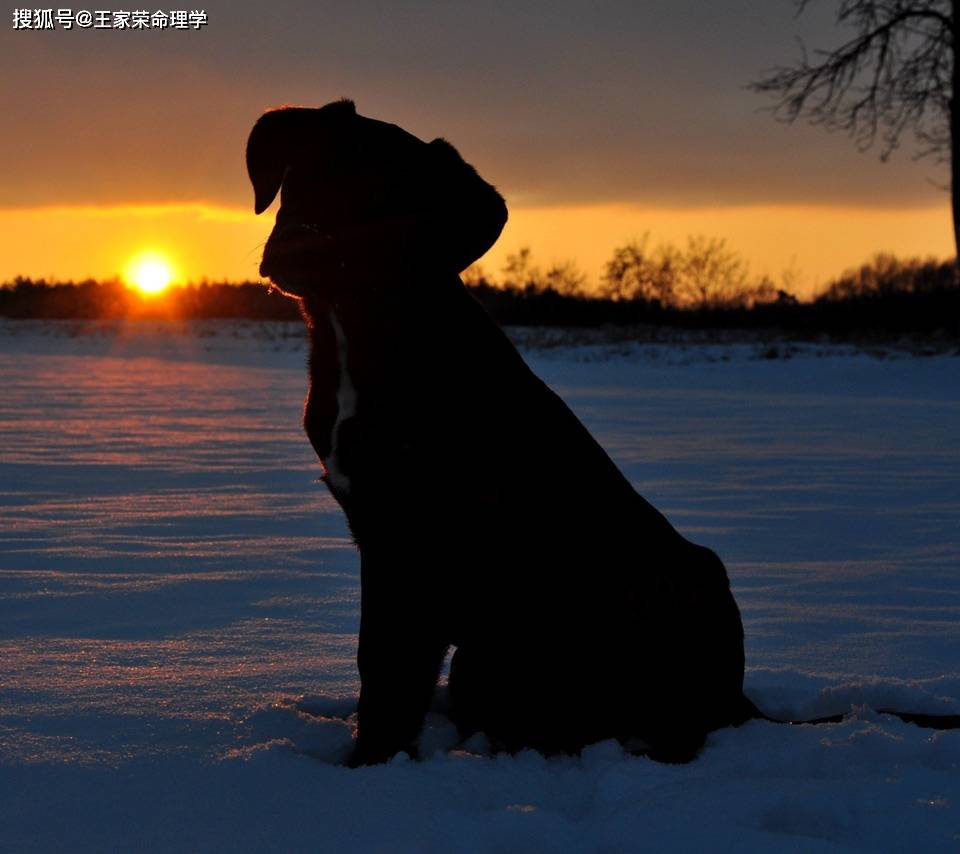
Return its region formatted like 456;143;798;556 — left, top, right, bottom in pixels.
0;1;949;210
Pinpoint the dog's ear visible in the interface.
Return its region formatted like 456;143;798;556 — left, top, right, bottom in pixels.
246;100;357;214
423;139;508;272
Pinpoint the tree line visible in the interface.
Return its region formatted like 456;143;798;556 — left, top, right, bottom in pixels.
474;235;790;309
0;248;956;339
0;277;303;321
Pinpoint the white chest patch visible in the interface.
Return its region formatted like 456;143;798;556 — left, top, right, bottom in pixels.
324;310;357;496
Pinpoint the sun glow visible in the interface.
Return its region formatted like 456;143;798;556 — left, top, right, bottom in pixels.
125;252;176;295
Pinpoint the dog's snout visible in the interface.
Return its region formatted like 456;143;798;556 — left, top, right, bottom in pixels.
260;221;324;279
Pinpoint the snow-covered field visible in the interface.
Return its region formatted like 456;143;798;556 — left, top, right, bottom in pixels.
1;319;958;852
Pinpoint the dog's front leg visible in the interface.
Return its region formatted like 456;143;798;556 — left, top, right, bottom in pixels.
349;550;448;767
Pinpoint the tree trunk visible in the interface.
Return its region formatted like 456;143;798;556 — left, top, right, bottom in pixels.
952;1;960;266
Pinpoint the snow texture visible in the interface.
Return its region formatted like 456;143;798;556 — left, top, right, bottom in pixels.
1;319;958;852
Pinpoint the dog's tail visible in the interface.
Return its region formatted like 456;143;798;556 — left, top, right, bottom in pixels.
740;694;960;729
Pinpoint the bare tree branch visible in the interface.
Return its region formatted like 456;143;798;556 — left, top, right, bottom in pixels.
750;0;953;161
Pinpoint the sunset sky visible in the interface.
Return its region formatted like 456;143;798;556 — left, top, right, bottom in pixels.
1;0;953;297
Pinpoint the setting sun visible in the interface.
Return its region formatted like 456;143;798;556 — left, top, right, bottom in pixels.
125;252;176;295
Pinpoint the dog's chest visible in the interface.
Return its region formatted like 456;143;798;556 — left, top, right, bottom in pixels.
322;310;357;496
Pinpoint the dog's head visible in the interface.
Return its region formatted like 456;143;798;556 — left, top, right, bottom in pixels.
247;99;507;299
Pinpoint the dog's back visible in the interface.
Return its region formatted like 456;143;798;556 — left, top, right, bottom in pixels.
303;273;747;760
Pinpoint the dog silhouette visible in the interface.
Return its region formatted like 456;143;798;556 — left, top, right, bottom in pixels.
248;99;754;766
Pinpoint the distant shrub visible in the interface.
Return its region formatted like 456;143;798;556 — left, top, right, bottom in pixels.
498;247;588;296
817;253;957;301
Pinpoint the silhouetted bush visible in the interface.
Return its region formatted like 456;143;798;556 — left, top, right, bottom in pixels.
818;254;955;300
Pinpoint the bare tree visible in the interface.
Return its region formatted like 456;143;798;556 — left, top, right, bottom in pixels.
675;235;753;308
542;260;588;296
501;247;587;295
501;247;541;292
750;0;957;258
599;234;679;303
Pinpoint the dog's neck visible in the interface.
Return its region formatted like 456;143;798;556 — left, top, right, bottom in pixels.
299;268;464;329
298;268;469;481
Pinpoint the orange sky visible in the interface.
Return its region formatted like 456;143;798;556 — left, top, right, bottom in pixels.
1;1;954;297
0;201;951;299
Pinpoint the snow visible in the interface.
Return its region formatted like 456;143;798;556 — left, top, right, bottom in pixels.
1;319;958;852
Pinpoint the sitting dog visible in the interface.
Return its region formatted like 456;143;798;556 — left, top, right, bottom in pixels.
247;99;753;765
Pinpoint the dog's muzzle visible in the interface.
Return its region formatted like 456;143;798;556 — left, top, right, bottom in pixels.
259;221;326;280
